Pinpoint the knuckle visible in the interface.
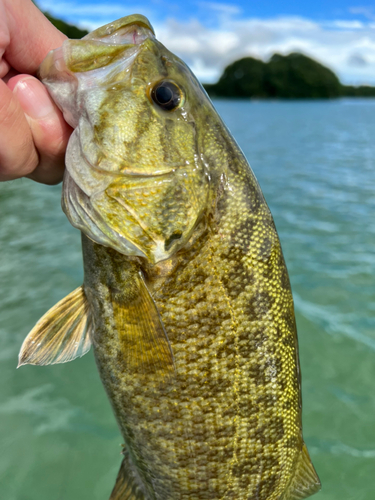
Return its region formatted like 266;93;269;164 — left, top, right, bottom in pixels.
35;115;72;158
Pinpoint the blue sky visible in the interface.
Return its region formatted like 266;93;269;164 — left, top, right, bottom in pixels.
37;1;375;84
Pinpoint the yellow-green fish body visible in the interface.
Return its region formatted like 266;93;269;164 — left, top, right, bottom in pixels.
19;15;320;500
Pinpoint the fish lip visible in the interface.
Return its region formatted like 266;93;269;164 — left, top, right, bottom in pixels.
39;15;155;81
83;14;155;41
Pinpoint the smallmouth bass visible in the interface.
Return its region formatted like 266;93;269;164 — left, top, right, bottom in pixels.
18;14;321;500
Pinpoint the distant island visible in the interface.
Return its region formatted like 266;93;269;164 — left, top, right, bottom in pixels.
42;9;374;99
204;53;375;99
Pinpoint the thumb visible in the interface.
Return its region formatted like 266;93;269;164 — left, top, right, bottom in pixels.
8;75;72;184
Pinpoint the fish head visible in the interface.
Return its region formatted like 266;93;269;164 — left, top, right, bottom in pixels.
40;15;225;263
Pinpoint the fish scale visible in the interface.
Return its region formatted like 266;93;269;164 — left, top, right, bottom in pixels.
18;14;320;500
79;142;301;498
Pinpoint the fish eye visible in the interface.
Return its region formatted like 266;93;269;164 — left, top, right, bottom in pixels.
151;81;182;111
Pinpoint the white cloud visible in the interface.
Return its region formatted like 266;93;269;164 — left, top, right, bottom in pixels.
349;6;375;20
157;16;375;85
329;20;364;29
347;53;368;66
197;1;242;16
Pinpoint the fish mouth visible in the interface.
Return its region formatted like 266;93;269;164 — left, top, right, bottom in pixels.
39;14;155;76
84;14;155;43
39;15;155;128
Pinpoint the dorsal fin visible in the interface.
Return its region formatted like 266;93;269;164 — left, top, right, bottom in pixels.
18;286;92;367
109;450;146;500
284;443;321;499
112;271;175;380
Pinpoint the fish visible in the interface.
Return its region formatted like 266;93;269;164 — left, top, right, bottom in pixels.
18;14;321;500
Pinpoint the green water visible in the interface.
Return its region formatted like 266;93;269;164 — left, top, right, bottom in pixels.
1;99;374;499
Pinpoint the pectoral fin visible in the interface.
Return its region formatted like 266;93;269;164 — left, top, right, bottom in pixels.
109;451;146;500
18;286;92;367
112;272;174;380
284;443;321;500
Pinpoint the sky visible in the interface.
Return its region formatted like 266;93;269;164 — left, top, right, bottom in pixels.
37;0;375;85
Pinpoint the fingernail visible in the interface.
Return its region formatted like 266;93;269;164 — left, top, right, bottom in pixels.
13;77;55;120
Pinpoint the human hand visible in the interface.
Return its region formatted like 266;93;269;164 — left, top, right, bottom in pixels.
0;0;73;184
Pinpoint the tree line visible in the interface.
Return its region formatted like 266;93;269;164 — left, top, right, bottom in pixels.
204;53;375;99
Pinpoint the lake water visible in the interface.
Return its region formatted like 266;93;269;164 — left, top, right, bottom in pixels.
1;99;374;500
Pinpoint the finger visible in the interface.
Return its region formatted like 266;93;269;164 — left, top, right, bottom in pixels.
0;78;38;181
4;0;66;75
9;75;73;185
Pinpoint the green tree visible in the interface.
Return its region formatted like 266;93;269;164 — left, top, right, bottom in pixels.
44;12;88;39
204;52;375;99
210;57;266;98
264;53;341;98
32;2;88;38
